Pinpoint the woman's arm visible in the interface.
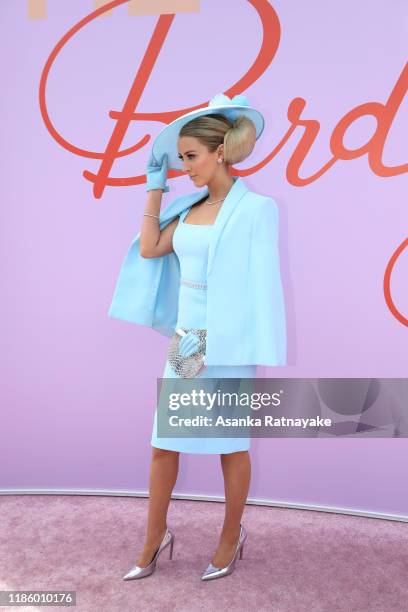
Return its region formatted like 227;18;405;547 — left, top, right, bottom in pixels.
140;189;178;258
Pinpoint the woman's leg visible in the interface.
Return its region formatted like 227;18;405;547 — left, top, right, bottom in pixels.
136;446;180;567
211;450;251;567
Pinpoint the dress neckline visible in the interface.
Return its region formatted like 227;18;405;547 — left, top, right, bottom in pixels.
182;220;214;226
181;195;220;226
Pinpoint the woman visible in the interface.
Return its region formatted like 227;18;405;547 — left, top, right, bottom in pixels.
110;94;287;581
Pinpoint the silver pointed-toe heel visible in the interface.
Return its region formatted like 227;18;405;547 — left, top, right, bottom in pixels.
122;527;175;580
201;524;247;581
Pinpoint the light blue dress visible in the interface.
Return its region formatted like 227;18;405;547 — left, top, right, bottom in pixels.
151;206;257;454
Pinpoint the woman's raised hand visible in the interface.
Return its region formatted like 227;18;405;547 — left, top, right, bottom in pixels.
146;151;170;193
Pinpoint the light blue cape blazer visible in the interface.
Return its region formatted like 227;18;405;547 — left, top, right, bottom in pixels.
108;176;287;367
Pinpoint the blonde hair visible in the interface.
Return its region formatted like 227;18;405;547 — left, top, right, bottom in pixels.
178;113;257;165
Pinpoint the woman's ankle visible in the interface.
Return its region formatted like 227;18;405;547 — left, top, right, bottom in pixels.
220;525;241;543
145;524;167;544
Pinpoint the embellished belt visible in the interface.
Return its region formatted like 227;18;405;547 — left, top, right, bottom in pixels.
180;278;207;290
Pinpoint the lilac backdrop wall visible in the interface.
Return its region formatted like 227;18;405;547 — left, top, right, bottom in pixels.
1;0;407;516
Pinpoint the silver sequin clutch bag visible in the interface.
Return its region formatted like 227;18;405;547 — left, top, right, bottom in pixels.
167;328;207;378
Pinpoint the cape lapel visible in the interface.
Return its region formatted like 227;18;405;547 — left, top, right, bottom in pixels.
207;176;249;275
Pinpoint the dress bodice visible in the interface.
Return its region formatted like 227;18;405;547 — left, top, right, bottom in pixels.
172;207;214;283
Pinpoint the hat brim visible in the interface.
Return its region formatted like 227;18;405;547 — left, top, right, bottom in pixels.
152;105;265;171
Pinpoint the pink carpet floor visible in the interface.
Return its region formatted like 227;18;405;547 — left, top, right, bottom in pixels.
0;494;407;611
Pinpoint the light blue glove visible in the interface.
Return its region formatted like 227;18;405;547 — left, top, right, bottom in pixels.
146;151;169;193
179;331;200;358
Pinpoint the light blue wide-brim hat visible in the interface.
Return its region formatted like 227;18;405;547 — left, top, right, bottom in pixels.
152;93;265;171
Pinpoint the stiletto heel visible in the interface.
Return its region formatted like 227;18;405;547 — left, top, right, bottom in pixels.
122;527;175;580
201;524;247;581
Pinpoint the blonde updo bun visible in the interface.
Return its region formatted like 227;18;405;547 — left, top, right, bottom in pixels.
223;115;257;164
178;113;257;165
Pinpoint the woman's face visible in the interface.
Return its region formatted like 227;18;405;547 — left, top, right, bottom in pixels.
177;136;221;187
